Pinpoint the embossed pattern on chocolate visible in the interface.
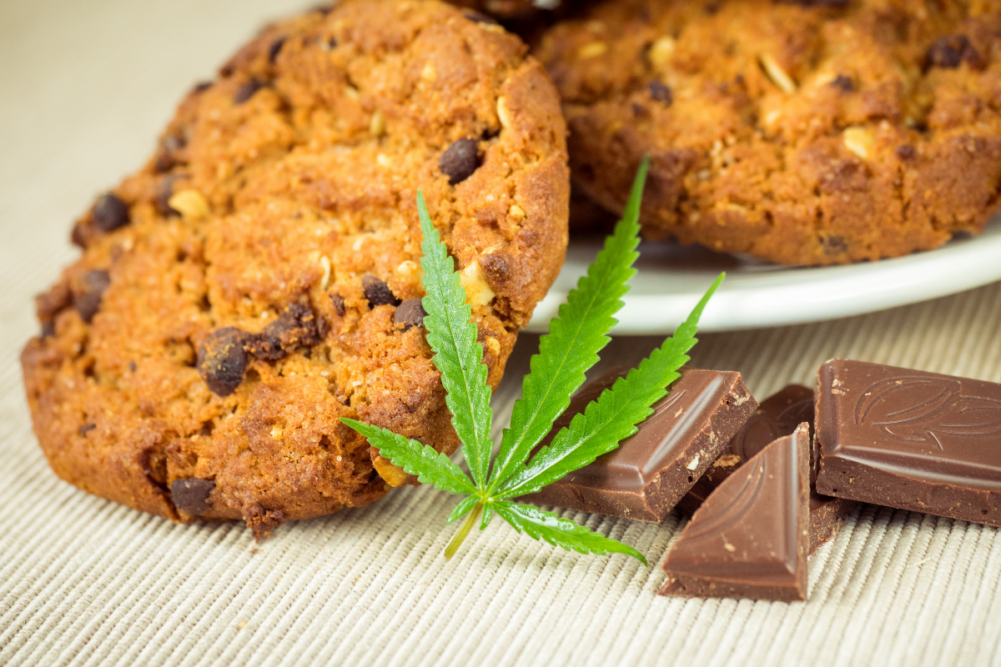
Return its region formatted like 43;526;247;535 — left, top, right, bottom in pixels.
816;359;1001;527
659;423;810;601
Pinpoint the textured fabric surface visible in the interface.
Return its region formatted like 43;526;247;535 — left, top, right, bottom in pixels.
3;1;1001;665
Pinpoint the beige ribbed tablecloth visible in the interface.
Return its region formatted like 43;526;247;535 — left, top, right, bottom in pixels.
3;1;1001;665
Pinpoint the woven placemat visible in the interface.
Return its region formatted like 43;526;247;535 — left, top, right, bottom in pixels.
3;1;1001;664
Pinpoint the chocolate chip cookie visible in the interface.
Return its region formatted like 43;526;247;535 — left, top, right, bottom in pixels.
536;0;1001;265
22;0;569;537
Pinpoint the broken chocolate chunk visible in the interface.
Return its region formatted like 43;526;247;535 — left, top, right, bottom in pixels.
394;298;426;331
92;193;130;232
896;144;917;160
233;78;264;104
171;478;216;515
648;80;673;105
247;303;325;361
268;36;287;64
660;423;810;601
362;275;400;307
439;138;481;185
521;367;758;522
79;423;96;436
925;35;984;71
816;359;1001;527
73;269;111;323
676;384;855;554
198;327;249;396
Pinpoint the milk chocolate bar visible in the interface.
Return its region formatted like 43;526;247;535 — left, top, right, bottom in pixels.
815;359;1001;527
520;367;758;522
678;384;855;553
660;423;811;601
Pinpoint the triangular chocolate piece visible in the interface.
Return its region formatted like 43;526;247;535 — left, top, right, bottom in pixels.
659;423;810;601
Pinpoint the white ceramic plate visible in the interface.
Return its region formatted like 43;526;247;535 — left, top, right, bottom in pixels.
526;217;1001;334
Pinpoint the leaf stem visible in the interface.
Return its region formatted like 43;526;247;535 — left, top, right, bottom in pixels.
444;502;483;560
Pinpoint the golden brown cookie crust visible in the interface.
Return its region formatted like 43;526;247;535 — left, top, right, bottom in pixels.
537;0;1001;265
22;0;568;537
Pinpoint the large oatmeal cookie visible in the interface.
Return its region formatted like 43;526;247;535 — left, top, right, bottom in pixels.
536;0;1001;265
21;0;568;537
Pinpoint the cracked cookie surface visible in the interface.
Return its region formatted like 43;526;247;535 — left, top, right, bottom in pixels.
21;0;568;537
536;0;1001;265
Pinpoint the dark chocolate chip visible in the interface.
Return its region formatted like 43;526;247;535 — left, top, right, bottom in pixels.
896;144;916;160
822;235;848;256
155;175;182;217
479;253;510;288
192;81;213;94
362;275;401;307
330;293;346;316
74;270;111;323
952;230;975;241
41;321;56;338
197;327;249;396
648;80;673;105
171;478;216;515
311;3;334;15
925;35;984;71
439;138;481;185
79;423;96;436
92;193;130;233
128;361;137;372
462;10;499;25
233;78;264;105
394;298;426;331
831;75;854;92
268;36;287;64
155;134;188;172
246;304;325;362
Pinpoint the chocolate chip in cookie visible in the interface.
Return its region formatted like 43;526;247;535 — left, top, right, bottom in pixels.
171;478;216;515
247;303;325;361
268;37;287;64
234;78;265;104
92;193;130;233
363;275;401;307
830;75;854;92
155;134;188;173
925;34;984;71
329;293;346;316
155;175;182;217
440;138;481;185
198;327;249;396
73;269;111;323
649;80;673;105
394;298;426;331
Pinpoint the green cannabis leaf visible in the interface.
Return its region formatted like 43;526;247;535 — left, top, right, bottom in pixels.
342;157;724;564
